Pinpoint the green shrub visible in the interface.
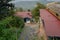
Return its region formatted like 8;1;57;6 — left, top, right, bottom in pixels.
9;16;24;28
0;16;24;40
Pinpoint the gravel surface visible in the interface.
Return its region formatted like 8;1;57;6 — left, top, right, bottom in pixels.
18;23;40;40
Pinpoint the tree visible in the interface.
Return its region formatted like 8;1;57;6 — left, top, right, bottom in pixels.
32;2;46;22
19;7;23;12
0;0;14;20
27;9;31;12
36;2;45;9
0;0;24;40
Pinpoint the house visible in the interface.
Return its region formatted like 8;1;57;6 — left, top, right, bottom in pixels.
46;3;60;20
40;9;60;40
15;11;32;23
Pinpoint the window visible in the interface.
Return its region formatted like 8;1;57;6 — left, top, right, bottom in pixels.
56;13;59;16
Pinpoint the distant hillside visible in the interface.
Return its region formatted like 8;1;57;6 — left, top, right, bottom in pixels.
14;0;54;10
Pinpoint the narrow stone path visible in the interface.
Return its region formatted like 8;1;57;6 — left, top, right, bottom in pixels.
18;23;40;40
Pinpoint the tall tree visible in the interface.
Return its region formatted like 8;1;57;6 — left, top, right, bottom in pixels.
32;2;46;22
0;0;14;20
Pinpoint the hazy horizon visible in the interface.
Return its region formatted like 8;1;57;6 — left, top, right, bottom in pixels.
9;0;60;10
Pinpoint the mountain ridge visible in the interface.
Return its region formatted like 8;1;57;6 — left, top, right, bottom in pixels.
14;0;54;10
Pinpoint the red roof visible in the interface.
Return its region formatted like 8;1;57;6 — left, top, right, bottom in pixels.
15;12;32;18
40;9;60;37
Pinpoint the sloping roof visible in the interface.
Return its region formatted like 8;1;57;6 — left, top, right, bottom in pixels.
40;9;60;37
15;12;32;18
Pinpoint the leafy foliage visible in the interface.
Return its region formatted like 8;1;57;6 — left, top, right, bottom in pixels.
32;2;46;22
19;7;23;12
0;0;24;40
9;16;24;28
0;0;14;20
16;7;24;12
0;16;24;40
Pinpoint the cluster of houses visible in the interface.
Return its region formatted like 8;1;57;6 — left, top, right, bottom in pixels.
15;9;60;40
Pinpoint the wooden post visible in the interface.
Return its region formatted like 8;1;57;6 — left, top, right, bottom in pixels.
53;37;54;40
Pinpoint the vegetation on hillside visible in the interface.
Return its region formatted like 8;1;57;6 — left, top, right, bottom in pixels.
0;0;24;40
0;0;14;20
15;7;24;12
